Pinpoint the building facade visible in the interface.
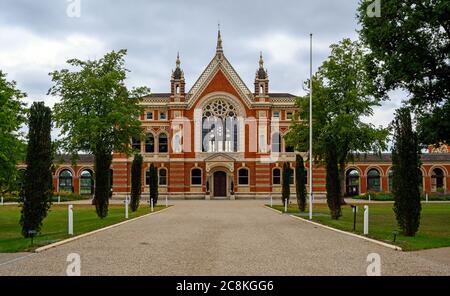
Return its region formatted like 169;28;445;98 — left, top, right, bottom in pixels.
48;32;450;199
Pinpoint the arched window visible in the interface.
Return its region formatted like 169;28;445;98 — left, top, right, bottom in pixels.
432;168;445;192
346;169;360;196
202;99;239;152
59;170;73;193
132;137;141;152
145;134;155;153
273;168;281;185
388;169;394;192
238;168;249;185
289;168;295;185
272;133;281;153
159;168;167;186
367;169;381;192
80;170;94;195
191;168;202;185
159;133;168;153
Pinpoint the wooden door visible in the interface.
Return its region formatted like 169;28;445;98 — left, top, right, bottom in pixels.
214;172;227;197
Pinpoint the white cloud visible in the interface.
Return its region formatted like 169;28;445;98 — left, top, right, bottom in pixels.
246;32;330;65
0;26;106;68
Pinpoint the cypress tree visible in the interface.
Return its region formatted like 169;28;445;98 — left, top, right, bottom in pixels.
149;164;158;205
281;162;291;206
130;154;143;212
94;151;112;218
325;137;341;219
20;102;53;238
392;108;422;236
295;155;307;212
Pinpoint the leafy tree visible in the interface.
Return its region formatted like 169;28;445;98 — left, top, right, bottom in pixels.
295;155;307;212
130;154;143;212
20;102;53;238
148;164;158;206
0;71;27;197
286;38;388;207
358;0;450;145
391;108;422;236
49;49;150;218
281;162;291;206
325;135;341;219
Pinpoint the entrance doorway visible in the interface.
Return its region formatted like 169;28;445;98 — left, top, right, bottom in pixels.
213;171;227;198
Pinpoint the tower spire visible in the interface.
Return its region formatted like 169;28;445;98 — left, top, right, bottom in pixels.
216;23;223;53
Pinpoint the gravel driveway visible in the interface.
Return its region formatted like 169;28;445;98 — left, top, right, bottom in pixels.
0;200;449;276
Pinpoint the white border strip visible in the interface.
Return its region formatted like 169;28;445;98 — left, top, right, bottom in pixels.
34;206;174;253
264;206;402;251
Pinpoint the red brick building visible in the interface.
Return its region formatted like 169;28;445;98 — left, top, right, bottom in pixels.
49;32;450;199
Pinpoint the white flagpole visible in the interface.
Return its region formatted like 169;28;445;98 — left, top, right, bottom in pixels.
309;33;313;221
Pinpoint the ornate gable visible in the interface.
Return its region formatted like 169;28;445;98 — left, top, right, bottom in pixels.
187;48;254;109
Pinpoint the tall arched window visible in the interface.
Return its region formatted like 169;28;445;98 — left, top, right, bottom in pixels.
159;168;167;186
80;170;94;195
191;168;202;185
59;170;73;193
289;168;295;185
202;99;238;152
346;169;360;196
159;133;168;153
432;168;445;192
367;169;381;192
272;168;281;185
388;169;394;192
272;133;281;153
238;168;249;185
145;134;155;153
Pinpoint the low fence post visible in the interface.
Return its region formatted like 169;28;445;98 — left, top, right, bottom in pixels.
68;205;74;235
364;205;369;236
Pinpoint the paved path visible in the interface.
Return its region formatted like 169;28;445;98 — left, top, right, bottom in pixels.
0;200;449;276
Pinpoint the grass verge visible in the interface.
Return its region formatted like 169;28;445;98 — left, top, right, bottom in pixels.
0;204;167;253
269;203;450;251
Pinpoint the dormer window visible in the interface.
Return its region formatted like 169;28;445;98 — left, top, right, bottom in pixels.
286;112;293;120
146;112;153;120
272;111;280;119
159;111;167;120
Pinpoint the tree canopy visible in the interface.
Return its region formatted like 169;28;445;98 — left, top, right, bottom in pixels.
358;0;450;145
49;49;150;157
286;39;389;166
0;71;27;195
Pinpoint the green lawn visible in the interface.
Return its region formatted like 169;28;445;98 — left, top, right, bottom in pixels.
270;203;450;251
0;204;167;253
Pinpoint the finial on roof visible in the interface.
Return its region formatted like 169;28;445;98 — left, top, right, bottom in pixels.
176;51;181;68
172;52;183;80
259;51;264;68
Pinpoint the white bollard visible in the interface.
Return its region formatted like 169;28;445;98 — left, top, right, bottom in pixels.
284;200;288;213
1;196;3;205
270;195;273;207
124;198;129;219
426;193;429;203
68;205;74;235
151;198;154;212
369;194;371;202
166;195;168;208
364;205;369;236
58;196;61;204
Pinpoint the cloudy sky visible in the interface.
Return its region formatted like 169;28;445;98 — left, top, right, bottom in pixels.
0;0;404;130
